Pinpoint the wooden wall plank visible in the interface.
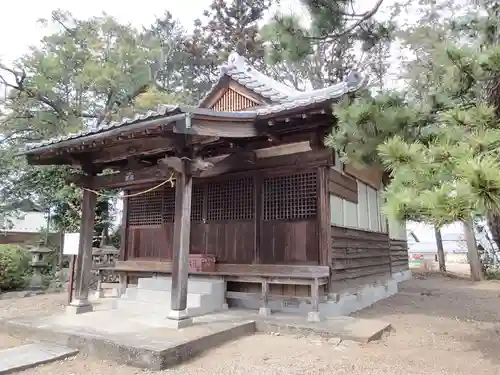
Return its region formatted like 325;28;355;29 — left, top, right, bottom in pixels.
389;239;409;272
328;168;358;203
330;225;391;283
344;164;383;189
211;88;259;111
260;220;318;264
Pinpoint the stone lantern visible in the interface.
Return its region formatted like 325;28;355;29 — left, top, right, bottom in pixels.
28;241;52;289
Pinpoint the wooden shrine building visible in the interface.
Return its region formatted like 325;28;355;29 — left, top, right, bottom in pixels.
20;52;410;323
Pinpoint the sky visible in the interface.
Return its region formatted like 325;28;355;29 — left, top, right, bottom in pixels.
0;0;393;64
0;0;296;63
0;0;211;63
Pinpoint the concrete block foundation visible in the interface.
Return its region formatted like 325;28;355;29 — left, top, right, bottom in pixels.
228;270;412;316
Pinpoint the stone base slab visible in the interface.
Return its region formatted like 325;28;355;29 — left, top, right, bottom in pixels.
0;343;78;375
66;304;93;315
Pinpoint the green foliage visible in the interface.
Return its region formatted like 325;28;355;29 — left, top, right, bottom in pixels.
323;0;500;232
326;93;429;167
0;11;189;234
0;244;31;291
262;0;394;88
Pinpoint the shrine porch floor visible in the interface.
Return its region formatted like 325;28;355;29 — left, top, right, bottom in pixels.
0;300;391;371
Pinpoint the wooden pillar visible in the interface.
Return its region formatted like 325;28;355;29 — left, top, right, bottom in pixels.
119;195;129;261
168;159;193;323
317;167;331;267
253;175;262;264
67;187;97;314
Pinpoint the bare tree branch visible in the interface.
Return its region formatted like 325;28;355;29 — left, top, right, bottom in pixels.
281;0;384;41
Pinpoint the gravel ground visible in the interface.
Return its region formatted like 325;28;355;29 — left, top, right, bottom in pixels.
2;274;500;374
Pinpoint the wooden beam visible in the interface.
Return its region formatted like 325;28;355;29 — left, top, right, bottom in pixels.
70;166;172;190
174;119;258;138
196;131;324;158
24;113;186;156
90;138;176;164
198;152;256;178
82;148;333;190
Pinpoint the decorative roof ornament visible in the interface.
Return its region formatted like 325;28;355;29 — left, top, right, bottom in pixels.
344;71;363;90
227;51;246;67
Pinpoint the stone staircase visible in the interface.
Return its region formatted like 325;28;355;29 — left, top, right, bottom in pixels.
113;276;226;318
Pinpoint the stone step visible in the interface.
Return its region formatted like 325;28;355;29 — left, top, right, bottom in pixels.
137;277;224;294
113;298;221;318
121;288;223;306
0;343;78;375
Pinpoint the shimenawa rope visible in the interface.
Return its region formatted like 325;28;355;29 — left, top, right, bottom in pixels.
79;173;175;199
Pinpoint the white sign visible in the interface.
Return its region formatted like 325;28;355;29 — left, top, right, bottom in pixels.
63;233;80;255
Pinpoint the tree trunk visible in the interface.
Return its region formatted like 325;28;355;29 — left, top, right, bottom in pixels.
58;231;65;270
486;211;500;251
462;218;485;281
434;226;446;272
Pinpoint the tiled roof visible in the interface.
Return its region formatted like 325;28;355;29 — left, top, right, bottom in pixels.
22;104;183;152
200;52;364;106
21;53;365;154
254;72;365;117
218;52;298;103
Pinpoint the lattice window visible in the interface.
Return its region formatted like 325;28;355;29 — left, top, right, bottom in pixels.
127;189;163;226
162;186;176;222
206;177;254;221
191;184;205;222
263;172;317;221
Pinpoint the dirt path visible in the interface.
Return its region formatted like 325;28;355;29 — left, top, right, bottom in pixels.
1;274;500;374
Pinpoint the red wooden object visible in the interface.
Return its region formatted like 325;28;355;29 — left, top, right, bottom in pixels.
188;254;216;272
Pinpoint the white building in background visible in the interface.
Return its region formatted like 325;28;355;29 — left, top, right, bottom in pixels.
4;211;48;233
0;200;49;233
406;221;498;264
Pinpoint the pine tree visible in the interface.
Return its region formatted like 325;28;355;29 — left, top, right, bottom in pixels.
261;0;394;87
181;0;273;100
0;11;184;233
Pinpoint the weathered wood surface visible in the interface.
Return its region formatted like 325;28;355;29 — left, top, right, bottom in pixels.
72;188;97;304
202;77;267;110
344;164;383;190
317;167;331;266
104;260;329;315
211;88;260;112
126;225;175;260
191;222;255;264
78;149;332;189
123;164;322;267
103;260;329;278
328;168;358;203
170;163;193;312
260;220;318;265
330;226;391;281
125;220;317;266
390;239;409;272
